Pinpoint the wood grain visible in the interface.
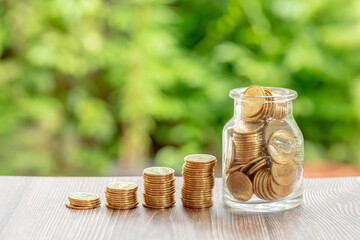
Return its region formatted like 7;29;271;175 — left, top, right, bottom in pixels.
0;176;359;240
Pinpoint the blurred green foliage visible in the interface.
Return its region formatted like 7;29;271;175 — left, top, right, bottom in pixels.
0;0;359;176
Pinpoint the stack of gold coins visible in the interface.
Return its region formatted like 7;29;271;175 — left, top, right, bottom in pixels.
226;120;265;176
143;167;176;209
241;85;274;122
66;192;101;210
226;86;299;202
241;85;287;122
105;182;139;210
271;98;287;120
181;154;217;208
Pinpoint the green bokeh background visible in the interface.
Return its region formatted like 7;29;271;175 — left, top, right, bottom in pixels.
0;0;359;176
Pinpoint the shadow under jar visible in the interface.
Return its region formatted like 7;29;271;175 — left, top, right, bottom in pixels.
222;86;304;212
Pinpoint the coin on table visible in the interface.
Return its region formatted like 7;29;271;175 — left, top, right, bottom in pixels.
271;160;297;186
68;192;100;201
66;201;99;210
106;202;138;210
226;171;253;201
268;130;296;164
107;182;138;191
242;85;265;117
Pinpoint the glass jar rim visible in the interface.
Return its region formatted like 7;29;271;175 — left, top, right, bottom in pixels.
229;87;297;102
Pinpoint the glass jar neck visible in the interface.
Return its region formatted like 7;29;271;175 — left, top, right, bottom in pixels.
233;100;242;119
233;99;293;119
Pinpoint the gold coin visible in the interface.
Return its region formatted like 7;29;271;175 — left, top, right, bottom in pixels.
182;172;214;178
265;120;294;143
143;197;175;202
258;169;268;200
144;185;176;191
181;198;212;204
143;175;175;181
143;167;175;176
107;182;138;191
182;165;215;171
184;154;217;163
181;195;213;201
68;192;99;201
239;156;264;174
233;120;265;135
181;202;213;208
107;200;138;205
143;198;175;204
105;194;138;199
105;191;137;197
69;198;101;203
272;100;287;120
268;130;296;164
247;158;267;176
144;179;175;187
142;201;175;209
183;179;215;185
182;168;214;174
181;190;212;197
184;160;217;166
252;170;261;199
271;160;297;186
242;85;265;117
69;200;101;207
106;203;138;210
144;187;175;193
226;164;245;176
66;201;100;210
262;169;275;200
182;185;214;191
183;164;216;170
226;172;253;201
106;189;137;195
270;178;293;199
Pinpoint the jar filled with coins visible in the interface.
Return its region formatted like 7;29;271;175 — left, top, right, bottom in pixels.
222;86;304;212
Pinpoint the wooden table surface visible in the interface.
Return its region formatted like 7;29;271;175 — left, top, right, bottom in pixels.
0;176;359;240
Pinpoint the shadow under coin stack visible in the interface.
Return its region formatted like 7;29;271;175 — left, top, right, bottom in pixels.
226;85;299;202
66;192;101;210
105;182;139;210
181;154;217;209
143;167;176;209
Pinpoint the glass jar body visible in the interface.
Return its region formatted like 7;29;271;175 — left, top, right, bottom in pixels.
222;87;304;212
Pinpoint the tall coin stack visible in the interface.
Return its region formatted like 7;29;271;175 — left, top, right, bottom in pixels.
181;154;217;209
105;182;139;210
143;167;176;209
66;192;101;210
227;120;265;176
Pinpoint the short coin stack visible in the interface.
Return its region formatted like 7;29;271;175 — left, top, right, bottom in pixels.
143;167;176;209
66;192;101;210
181;154;217;208
105;182;139;210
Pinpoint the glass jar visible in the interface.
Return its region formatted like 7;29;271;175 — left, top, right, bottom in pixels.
222;86;304;212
